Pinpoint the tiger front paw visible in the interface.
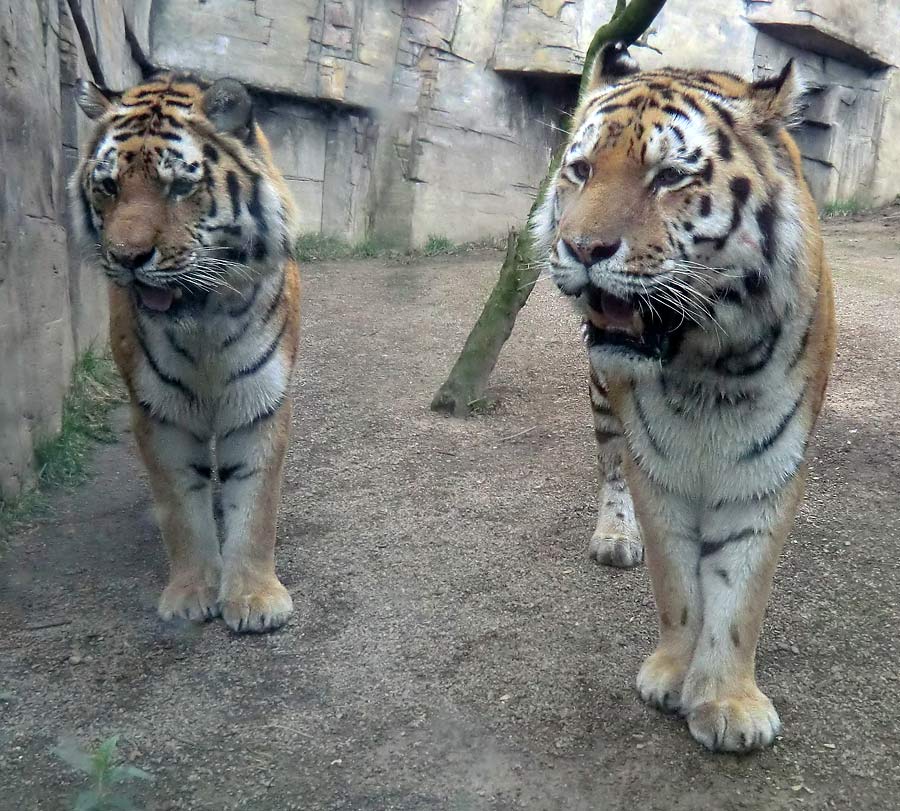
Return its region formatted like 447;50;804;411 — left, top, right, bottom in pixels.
219;574;293;633
158;564;222;623
589;531;644;568
636;650;688;714
684;684;781;753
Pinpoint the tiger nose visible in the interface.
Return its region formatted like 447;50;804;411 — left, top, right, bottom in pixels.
109;247;155;271
563;238;622;267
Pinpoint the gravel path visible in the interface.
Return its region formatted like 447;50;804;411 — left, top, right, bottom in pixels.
1;210;898;810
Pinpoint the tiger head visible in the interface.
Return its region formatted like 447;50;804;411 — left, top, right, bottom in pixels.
70;74;299;317
534;44;807;368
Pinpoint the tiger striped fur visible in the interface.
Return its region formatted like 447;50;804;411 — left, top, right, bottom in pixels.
533;44;836;751
70;74;302;633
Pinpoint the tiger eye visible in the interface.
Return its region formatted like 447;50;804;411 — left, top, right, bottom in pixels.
568;158;592;184
654;167;688;188
97;177;118;197
169;177;198;200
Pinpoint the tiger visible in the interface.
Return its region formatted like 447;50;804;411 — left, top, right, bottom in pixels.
70;73;302;633
533;43;836;751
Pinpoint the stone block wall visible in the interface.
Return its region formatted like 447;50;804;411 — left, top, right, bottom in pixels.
143;0;900;246
368;1;571;246
0;0;143;500
0;0;71;498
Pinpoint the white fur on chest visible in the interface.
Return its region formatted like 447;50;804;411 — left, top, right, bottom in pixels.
598;310;811;508
133;273;289;437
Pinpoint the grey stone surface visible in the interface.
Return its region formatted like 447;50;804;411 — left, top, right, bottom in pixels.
368;0;568;246
872;69;900;206
0;0;145;500
150;0;403;109
493;0;616;76
755;32;893;205
746;0;900;70
0;0;72;499
145;0;900;236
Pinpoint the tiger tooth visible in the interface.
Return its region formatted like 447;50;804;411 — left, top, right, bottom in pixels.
173;288;183;300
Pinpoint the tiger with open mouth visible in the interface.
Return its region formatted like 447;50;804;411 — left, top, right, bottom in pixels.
533;43;836;751
70;74;301;633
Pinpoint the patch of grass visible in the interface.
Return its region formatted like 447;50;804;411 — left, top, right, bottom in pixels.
352;234;399;258
294;233;401;262
295;232;482;263
823;199;864;217
53;735;152;811
294;233;355;262
424;234;455;256
0;349;124;538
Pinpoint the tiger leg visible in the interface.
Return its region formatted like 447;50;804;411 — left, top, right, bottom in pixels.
587;366;643;568
132;405;221;622
626;461;702;714
679;476;805;752
215;401;293;633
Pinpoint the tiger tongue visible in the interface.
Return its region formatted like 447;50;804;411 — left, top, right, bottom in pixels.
600;292;637;328
137;284;175;312
585;288;642;334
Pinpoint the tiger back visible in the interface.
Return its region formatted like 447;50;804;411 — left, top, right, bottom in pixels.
533;43;836;751
71;74;302;633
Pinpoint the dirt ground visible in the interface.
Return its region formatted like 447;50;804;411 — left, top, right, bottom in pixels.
1;209;899;811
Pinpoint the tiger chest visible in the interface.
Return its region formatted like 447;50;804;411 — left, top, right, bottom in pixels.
616;367;809;505
132;310;290;437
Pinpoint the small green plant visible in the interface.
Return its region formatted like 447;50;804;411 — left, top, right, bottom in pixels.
823;199;863;217
52;735;152;811
0;349;123;538
424;234;455;256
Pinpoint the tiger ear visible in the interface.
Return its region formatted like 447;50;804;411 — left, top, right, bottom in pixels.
749;60;804;131
584;41;640;93
75;79;119;120
202;78;253;138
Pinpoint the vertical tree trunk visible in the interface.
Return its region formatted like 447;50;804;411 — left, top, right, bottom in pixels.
430;0;667;416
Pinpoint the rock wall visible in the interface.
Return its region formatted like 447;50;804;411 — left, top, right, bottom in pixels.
0;0;71;498
0;0;143;500
368;1;570;246
143;0;900;246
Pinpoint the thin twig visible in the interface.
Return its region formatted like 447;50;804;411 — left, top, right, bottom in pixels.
498;425;538;442
24;619;73;632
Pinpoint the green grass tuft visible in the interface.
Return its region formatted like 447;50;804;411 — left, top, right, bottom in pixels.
53;734;152;810
294;233;402;262
295;232;471;262
0;349;124;538
423;234;455;256
823;199;863;217
294;233;355;262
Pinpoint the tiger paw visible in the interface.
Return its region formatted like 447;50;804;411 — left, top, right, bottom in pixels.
636;650;688;714
589;531;643;568
685;687;781;752
158;566;221;623
219;574;293;633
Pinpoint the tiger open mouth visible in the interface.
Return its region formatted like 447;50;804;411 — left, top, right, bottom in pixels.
135;282;179;312
133;281;210;316
581;284;686;360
